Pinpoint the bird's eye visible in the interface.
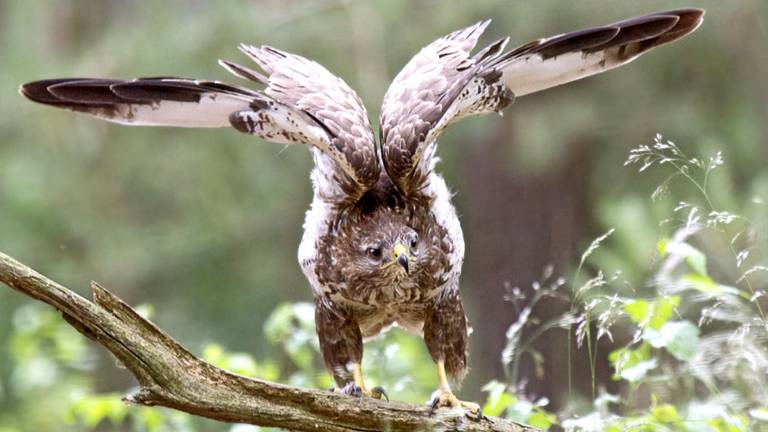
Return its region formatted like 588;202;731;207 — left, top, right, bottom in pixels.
366;247;382;259
410;235;418;249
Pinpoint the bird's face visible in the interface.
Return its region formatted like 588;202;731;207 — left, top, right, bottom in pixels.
318;206;447;304
339;209;425;285
361;226;420;279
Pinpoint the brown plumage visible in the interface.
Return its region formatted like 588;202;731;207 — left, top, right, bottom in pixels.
20;8;704;412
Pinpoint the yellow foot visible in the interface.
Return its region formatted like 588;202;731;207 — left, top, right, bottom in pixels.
333;383;389;401
430;390;483;419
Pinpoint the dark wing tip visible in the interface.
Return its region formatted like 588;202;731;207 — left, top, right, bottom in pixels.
48;80;132;105
653;8;705;21
537;26;621;59
650;8;705;45
110;80;206;103
584;14;680;53
20;78;92;106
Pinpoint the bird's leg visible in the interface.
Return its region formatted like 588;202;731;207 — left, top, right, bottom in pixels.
429;360;481;417
423;290;481;418
339;362;387;400
314;298;387;400
352;362;368;393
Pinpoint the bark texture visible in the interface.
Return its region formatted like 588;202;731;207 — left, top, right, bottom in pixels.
0;250;536;432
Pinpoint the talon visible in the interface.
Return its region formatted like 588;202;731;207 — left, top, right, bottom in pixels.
461;401;482;419
335;382;389;400
429;360;480;418
338;382;363;398
475;406;484;421
430;396;440;411
429;390;481;419
371;386;389;401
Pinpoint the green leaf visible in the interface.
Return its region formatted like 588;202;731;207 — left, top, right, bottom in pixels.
69;394;127;429
664;240;708;275
624;299;650;325
708;415;749;432
624;297;679;329
504;399;533;423
527;409;557;429
620;359;658;383
643;320;700;361
651;403;680;424
201;343;268;379
683;273;745;298
136;407;163;432
609;344;657;382
263;302;318;372
482;381;516;417
649;296;679;330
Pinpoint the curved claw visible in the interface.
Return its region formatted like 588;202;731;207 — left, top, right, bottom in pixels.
338;382;363;398
429;390;482;420
371;386;389;401
334;383;389;401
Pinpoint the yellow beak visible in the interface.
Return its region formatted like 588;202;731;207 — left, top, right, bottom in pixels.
382;243;409;274
393;243;409;274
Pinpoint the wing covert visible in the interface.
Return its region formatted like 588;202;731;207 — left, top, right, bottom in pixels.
379;21;513;196
379;9;704;197
21;46;380;204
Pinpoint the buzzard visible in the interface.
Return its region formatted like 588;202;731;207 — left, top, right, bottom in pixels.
21;8;704;414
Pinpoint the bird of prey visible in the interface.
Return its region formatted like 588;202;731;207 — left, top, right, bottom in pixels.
21;8;704;415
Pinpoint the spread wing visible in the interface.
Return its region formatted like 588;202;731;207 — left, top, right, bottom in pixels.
498;8;705;97
379;8;704;197
21;46;379;204
379;20;513;196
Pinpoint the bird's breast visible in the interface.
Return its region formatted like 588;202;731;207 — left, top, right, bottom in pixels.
356;302;430;339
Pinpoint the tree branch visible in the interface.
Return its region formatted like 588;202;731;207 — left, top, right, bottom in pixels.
0;250;536;432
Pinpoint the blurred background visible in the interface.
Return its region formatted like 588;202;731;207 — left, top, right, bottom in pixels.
1;1;766;431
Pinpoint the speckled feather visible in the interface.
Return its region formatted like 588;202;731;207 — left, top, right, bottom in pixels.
19;8;704;387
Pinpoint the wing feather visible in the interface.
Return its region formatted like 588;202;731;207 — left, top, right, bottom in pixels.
21;78;254;128
233;44;380;200
379;20;509;195
21;46;380;203
379;9;704;197
500;9;704;97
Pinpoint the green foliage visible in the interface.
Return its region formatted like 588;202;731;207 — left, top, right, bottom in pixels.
482;381;557;429
491;135;768;431
66;394;192;432
1;1;767;431
643;320;699;362
203;343;279;380
624;296;679;330
263;302;320;384
609;343;656;383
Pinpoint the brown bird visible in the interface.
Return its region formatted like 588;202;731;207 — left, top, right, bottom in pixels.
20;8;704;415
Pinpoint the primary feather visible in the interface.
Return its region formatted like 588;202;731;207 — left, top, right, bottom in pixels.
20;8;704;397
498;9;704;97
20;77;255;128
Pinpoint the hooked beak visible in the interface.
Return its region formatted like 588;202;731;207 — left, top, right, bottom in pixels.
397;251;409;274
383;243;409;274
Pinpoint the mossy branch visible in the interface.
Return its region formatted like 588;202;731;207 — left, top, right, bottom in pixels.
0;250;535;432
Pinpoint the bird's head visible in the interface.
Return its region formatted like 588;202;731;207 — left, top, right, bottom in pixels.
331;208;426;285
362;225;420;279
